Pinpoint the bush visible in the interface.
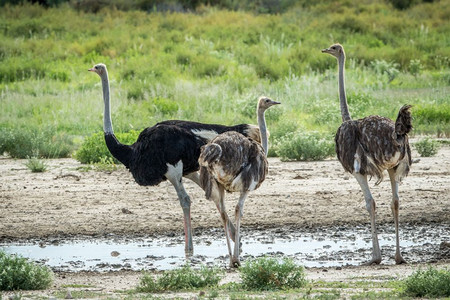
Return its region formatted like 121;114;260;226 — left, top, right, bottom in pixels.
137;264;223;292
0;128;73;159
276;131;335;161
0;250;53;291
403;267;450;297
75;130;140;164
239;256;306;291
25;156;48;172
414;138;440;157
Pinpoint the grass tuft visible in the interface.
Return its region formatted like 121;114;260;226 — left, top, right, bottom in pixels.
24;156;48;172
239;256;307;291
137;264;223;292
414;137;440;157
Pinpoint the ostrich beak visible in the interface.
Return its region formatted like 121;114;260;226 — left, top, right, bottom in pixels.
88;68;95;72
321;48;330;53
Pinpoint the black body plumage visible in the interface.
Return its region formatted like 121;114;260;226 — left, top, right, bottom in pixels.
105;120;259;186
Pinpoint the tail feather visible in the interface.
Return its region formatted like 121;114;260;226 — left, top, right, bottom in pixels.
395;105;413;135
198;143;222;166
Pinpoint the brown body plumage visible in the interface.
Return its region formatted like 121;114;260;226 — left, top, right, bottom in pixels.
199;96;280;267
322;44;412;265
336;106;412;184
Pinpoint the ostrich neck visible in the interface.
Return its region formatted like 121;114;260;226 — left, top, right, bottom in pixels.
101;72;114;134
100;71;132;168
338;55;352;122
257;109;269;155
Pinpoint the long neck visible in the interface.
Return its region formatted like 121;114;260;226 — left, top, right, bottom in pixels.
338;55;352;122
100;71;132;168
257;108;269;155
101;71;114;134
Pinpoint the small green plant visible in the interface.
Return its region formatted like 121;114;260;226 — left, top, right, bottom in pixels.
0;250;53;291
370;59;400;83
403;267;450;297
94;156;118;172
75;130;140;164
239;256;307;291
24;156;48;172
409;59;423;77
276;131;334;161
137;264;223;292
414;138;440;157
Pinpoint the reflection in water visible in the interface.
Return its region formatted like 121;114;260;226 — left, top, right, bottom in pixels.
1;223;447;271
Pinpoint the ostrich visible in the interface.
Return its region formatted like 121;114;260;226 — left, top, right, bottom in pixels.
322;44;412;265
88;63;262;256
198;96;280;267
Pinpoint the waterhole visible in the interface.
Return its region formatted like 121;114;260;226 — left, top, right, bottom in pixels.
1;223;448;271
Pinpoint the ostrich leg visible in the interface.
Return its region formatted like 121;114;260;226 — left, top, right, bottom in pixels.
185;172;237;240
353;173;382;265
388;169;407;264
166;162;194;256
231;191;249;268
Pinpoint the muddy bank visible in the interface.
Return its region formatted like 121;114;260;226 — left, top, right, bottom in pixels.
1;146;449;241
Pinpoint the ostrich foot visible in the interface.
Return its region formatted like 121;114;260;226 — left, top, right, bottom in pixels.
395;254;407;264
362;257;382;266
229;257;241;268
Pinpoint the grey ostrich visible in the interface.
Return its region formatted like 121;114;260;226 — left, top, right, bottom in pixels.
198;96;280;267
322;44;412;264
88;63;262;256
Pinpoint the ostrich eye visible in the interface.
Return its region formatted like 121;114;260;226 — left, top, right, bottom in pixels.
95;66;99;70
332;46;336;50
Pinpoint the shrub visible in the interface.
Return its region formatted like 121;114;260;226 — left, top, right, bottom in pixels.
403;267;450;297
0;250;53;291
0;128;73;159
414;138;440;157
276;131;335;161
25;156;48;172
137;264;223;292
75;130;140;164
239;256;306;291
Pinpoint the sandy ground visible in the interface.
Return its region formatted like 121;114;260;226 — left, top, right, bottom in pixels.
0;144;449;297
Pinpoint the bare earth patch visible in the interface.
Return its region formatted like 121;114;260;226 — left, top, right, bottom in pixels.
0;144;449;297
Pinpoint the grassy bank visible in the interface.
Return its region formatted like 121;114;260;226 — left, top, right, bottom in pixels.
0;0;449;159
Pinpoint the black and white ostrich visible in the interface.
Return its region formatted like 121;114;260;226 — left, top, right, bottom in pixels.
198;96;280;267
88;63;261;255
322;44;412;264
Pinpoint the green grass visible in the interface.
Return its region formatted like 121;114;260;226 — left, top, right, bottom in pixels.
402;266;450;297
137;264;224;292
0;250;53;291
414;137;441;157
24;156;48;172
239;256;307;291
0;1;449;161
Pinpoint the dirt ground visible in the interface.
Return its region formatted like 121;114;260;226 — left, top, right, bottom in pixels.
0;143;449;297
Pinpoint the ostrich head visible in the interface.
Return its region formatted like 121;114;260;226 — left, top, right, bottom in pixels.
321;43;345;59
88;63;107;77
257;96;280;112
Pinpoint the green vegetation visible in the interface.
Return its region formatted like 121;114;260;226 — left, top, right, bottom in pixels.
402;267;450;297
276;131;335;161
0;250;53;291
74;130;140;163
414;137;441;157
24;156;48;172
239;256;307;291
137;264;223;292
0;0;448;162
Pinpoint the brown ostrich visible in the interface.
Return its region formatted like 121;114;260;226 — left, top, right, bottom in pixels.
322;44;412;265
198;96;280;267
